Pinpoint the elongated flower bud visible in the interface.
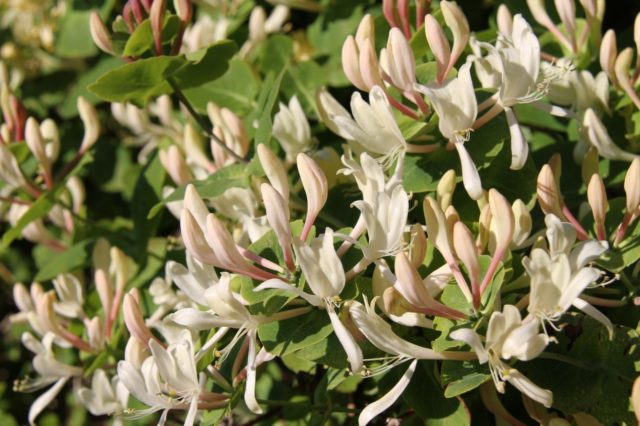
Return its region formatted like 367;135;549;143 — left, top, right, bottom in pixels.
511;199;532;247
537;164;565;219
554;0;576;47
342;36;367;91
159;146;192;185
381;27;416;92
424;14;451;83
95;269;113;319
257;144;289;201
587;174;608;240
78;97;99;152
453;221;480;306
581;147;599;185
123;289;156;346
25;117;51;176
497;4;513;36
90;12;114;54
441;0;469;77
625;158;640;213
437;169;457;211
261;183;294;270
150;0;166;54
409;224;427;268
297;153;328;241
600;30;618;87
173;0;192;23
527;0;554;28
488;189;515;256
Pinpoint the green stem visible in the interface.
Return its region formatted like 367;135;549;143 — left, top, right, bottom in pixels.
167;77;247;163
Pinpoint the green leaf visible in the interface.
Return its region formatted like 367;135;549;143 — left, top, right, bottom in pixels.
147;160;256;219
283;61;326;118
172;40;238;90
183;58;259;114
55;10;98;58
131;153;165;256
34;240;94;282
441;360;491;398
257;309;333;356
122;20;154;57
88;55;184;106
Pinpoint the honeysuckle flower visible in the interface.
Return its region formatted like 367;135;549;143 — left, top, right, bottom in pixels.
349;299;474;425
512;199;533;247
329;86;407;164
424;14;451;84
341;14;383;93
351;185;408;262
90;11;113;54
0;142;26;189
272;96;313;163
256;229;364;373
261;183;294;270
316;87;352;139
15;332;83;426
51;273;85;319
77;369;129;422
416;62;482;199
582;109;639;161
118;330;228;425
450;305;552;407
524;214;612;336
257;144;289;201
600;29;618;87
587;174;608;240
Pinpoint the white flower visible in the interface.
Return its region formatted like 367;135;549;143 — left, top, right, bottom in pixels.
582;109;639;162
450;305;552;407
77;369;129;419
524;214;612;336
15;333;83;426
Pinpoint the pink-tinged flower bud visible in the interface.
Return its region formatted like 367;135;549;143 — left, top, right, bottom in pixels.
554;0;577;47
124;336;149;369
86;316;105;349
453;221;480;307
581;147;600;185
173;0;192;23
342;36;367;91
579;0;597;19
383;0;398;28
381;27;416;92
488;189;514;255
527;0;554;28
261;183;294;270
13;283;32;313
123;289;157;347
437;169;457;210
25;117;51;177
90;12;114;54
625;158;640;214
635;13;640;54
497;4;513;36
358;41;384;90
181;209;219;265
159;145;192;185
409;224;427;268
511;199;532;247
257;144;289;201
95;269;113;319
440;1;469;77
600;30;618;87
297;153;328;241
355;14;375;46
614;48;640;109
587;174;608;240
150;0;167;54
183;123;213;173
37;291;93;352
476;203;491;252
424;14;451;83
394;251;466;319
78;97;99;153
423;196;454;261
537;164;565;219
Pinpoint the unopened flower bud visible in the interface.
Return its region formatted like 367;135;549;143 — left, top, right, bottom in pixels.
527;0;554;28
424;15;451;83
173;0;192;23
497;4;513;36
150;0;167;54
297;153;328;241
261;183;293;269
440;0;469;76
537;164;565;218
87;316;105;349
511;199;532;247
625;158;640;214
95;269;113;318
444;205;460;231
437;169;457;210
579;0;597;19
409;224;427;268
159;145;192;185
257;144;289;201
488;189;515;256
554;0;577;46
587;174;608;239
381;27;416;92
248;7;267;43
600;30;618;86
123;289;156;346
78;97;99;152
41;119;60;164
90;12;114;54
453;221;480;302
635;13;640;54
25;117;51;175
476;203;491;252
